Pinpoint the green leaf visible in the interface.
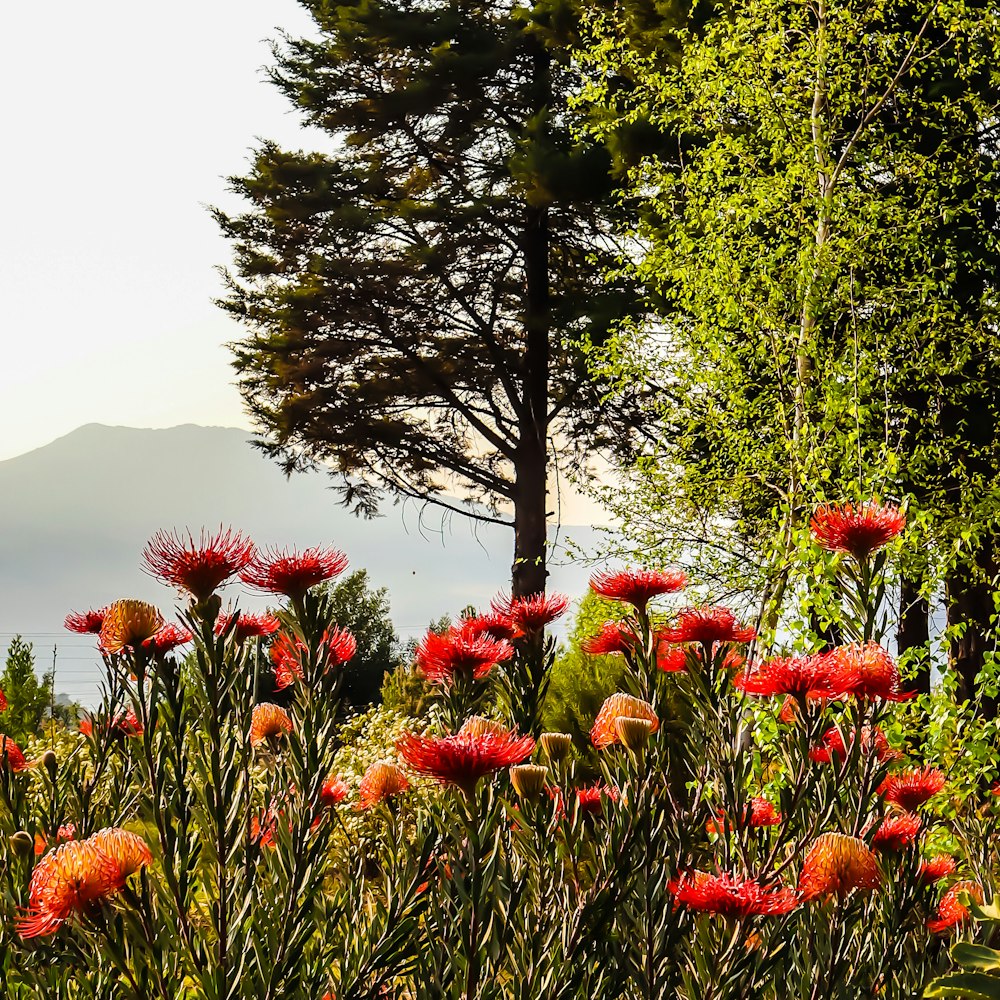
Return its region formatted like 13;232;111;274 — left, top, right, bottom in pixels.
952;944;1000;972
925;971;1000;999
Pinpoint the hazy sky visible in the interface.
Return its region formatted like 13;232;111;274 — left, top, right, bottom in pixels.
1;0;316;462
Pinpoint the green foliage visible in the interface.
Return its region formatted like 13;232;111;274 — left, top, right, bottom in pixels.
926;900;1000;998
0;637;53;743
321;570;402;708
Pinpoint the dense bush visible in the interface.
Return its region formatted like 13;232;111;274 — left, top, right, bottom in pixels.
0;510;997;998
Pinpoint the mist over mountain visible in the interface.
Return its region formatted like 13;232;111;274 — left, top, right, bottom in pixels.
0;424;602;705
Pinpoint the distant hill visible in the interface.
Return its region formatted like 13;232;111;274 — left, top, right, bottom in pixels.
0;424;604;704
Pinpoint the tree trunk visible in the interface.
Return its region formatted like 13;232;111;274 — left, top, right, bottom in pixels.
512;42;551;599
946;536;997;718
897;574;930;695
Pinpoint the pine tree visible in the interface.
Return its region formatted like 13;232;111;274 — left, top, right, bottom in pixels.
216;0;653;596
1;636;52;742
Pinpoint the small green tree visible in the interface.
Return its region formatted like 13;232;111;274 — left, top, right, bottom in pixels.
0;636;53;742
322;570;402;708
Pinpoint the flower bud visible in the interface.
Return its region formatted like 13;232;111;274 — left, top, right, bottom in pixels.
614;716;655;753
539;732;571;762
41;749;57;780
509;764;548;798
9;831;34;858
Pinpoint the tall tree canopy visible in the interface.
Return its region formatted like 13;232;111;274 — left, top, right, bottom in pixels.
216;0;655;596
579;0;1000;697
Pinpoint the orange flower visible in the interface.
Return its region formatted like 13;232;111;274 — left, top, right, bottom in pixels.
920;855;957;884
590;694;658;749
88;828;153;878
250;703;293;746
821;643;913;701
358;762;410;809
17;840;124;938
99;600;165;654
928;880;983;934
707;797;782;835
799;833;881;901
457;716;512;740
320;775;350;808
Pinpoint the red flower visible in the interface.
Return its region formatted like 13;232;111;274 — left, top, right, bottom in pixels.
216;612;281;643
871;814;922;852
878;767;945;813
240;545;348;600
415;625;512;685
707;797;782;834
250;703;293;746
1;735;28;771
17;839;125;938
270;628;357;690
734;654;850;700
809;725;899;764
320;775;350;807
656;640;690;673
799;833;881;901
582;621;637;656
461;612;519;643
669;871;798;918
395;729;535;797
928;880;983;934
63;608;107;634
810;501;906;559
576;782;618;816
661;607;757;647
358;762;410;809
590;694;659;749
590;568;687;610
81;708;143;740
920;855;957;884
491;592;570;634
821;643;912;701
142;623;193;656
142;527;256;602
0;688;6;713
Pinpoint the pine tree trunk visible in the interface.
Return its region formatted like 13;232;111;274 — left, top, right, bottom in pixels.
511;41;551;600
897;574;930;695
946;536;997;718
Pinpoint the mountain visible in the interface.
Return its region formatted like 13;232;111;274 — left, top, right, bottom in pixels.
0;424;605;705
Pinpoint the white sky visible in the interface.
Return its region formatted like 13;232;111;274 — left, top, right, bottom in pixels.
0;0;605;524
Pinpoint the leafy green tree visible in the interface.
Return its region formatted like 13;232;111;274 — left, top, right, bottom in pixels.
579;0;1000;695
215;0;652;597
0;636;53;742
322;570;402;708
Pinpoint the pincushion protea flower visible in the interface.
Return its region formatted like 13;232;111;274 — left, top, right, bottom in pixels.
734;654;851;701
79;708;144;740
928;880;983;934
582;621;637;656
17;839;124;938
661;607;757;647
820;642;913;701
358;762;410;808
250;703;293;746
871;814;922;852
877;767;946;812
142;623;194;656
216;611;281;643
89;828;154;879
920;855;957;884
415;625;512;684
99;600;165;654
668;871;799;918
320;775;350;808
240;545;348;599
591;694;659;749
0;688;6;713
590;568;687;610
461;612;519;643
810;500;906;559
270;628;357;690
395;728;535;797
491;592;570;633
656;641;689;673
809;726;899;765
576;782;618;816
707;797;782;834
458;716;512;740
798;833;881;901
63;607;107;634
142;527;256;602
1;735;28;772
